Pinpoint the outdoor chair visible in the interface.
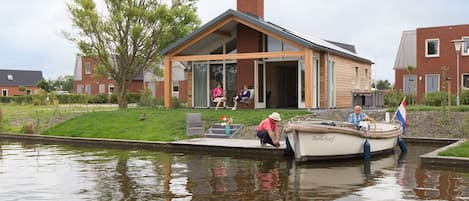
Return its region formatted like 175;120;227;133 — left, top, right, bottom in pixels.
186;113;205;140
239;89;255;106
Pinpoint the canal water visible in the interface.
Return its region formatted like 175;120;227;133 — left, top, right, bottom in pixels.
0;140;468;201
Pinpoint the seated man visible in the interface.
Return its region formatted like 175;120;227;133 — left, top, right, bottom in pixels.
212;83;225;110
347;105;369;129
232;85;251;110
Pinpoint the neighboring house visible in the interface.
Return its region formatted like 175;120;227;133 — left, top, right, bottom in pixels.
394;24;469;102
0;69;43;96
143;62;187;101
161;0;373;109
73;55;144;95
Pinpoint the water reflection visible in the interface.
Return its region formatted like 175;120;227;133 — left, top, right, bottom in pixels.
0;141;468;200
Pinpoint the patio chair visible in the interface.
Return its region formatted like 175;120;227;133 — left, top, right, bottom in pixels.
186;113;205;139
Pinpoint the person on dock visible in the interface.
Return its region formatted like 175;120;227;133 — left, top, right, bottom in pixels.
212;82;225;110
232;85;251;110
256;112;281;148
347;105;369;129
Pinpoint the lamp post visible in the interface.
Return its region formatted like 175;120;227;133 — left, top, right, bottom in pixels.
451;39;465;106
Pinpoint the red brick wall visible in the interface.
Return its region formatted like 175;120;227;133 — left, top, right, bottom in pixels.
236;24;262;108
178;80;187;103
396;25;469;102
74;56;143;95
0;86;40;96
237;0;263;18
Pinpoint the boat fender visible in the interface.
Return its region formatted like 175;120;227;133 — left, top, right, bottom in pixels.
397;137;407;153
363;139;371;161
285;136;294;156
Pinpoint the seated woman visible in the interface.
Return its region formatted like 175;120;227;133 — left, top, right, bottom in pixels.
212;83;225;110
232;85;251;110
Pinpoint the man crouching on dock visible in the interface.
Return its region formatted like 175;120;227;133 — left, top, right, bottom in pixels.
256;112;281;148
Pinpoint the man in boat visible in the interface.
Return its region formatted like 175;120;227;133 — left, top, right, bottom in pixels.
347;105;370;130
256;112;281;148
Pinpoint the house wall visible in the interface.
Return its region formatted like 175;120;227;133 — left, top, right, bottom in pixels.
73;56;143;95
236;23;263;108
395;24;469;102
0;86;40;96
329;54;372;108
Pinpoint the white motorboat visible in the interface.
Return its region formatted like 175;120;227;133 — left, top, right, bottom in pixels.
283;120;403;162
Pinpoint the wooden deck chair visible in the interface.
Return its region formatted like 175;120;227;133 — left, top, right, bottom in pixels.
239;89;255;106
186;113;205;140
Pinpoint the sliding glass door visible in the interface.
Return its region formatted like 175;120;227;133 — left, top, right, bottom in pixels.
193;61;236;108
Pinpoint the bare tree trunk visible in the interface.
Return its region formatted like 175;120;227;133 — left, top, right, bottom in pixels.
117;80;129;109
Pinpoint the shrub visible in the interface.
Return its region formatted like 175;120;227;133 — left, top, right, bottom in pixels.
384;89;404;107
423;91;456;106
138;89;158;107
126;93;140;103
171;97;182;109
88;94;107;104
460;90;469;105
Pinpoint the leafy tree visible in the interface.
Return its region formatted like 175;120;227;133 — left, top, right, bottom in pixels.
372;79;392;90
36;80;51;92
65;0;200;108
52;75;74;92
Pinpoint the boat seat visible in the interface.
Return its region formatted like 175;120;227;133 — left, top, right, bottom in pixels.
186;113;205;139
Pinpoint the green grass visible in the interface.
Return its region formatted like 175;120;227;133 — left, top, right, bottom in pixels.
438;141;469;157
41;108;310;141
1;103;117;133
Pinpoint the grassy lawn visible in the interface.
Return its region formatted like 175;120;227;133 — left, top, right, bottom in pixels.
41;108;310;141
1;104;118;133
438;140;469;157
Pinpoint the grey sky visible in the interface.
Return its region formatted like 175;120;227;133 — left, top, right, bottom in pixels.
0;0;468;83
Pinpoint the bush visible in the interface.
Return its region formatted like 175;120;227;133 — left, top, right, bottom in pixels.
171;97;182;109
423;91;456;106
0;96;33;104
460;90;469;105
384;89;404;107
88;94;107;104
126;93;140;103
138;89;159;107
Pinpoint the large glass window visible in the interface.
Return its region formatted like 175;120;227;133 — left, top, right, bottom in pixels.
266;36;298;52
193;63;208;107
425;39;439;57
225;64;237;104
77;84;83;94
99;84;105;94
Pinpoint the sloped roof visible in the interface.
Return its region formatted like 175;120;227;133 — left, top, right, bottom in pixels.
161;9;373;64
0;69;44;86
393;30;416;69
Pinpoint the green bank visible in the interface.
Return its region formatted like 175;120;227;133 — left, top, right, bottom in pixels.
41;108;309;141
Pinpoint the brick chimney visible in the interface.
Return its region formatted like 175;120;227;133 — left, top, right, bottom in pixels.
237;0;264;18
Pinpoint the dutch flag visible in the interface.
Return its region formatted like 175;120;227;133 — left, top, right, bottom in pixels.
395;97;407;133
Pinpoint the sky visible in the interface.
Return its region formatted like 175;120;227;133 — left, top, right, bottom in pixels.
0;0;468;83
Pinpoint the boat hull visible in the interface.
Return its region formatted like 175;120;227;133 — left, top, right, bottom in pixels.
284;122;401;162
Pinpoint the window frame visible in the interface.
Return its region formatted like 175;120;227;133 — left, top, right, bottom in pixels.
7;74;13;81
354;66;359;88
85;63;92;74
2;89;7;96
462;73;469;89
462;36;469;56
364;68;369;89
425;38;440;58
